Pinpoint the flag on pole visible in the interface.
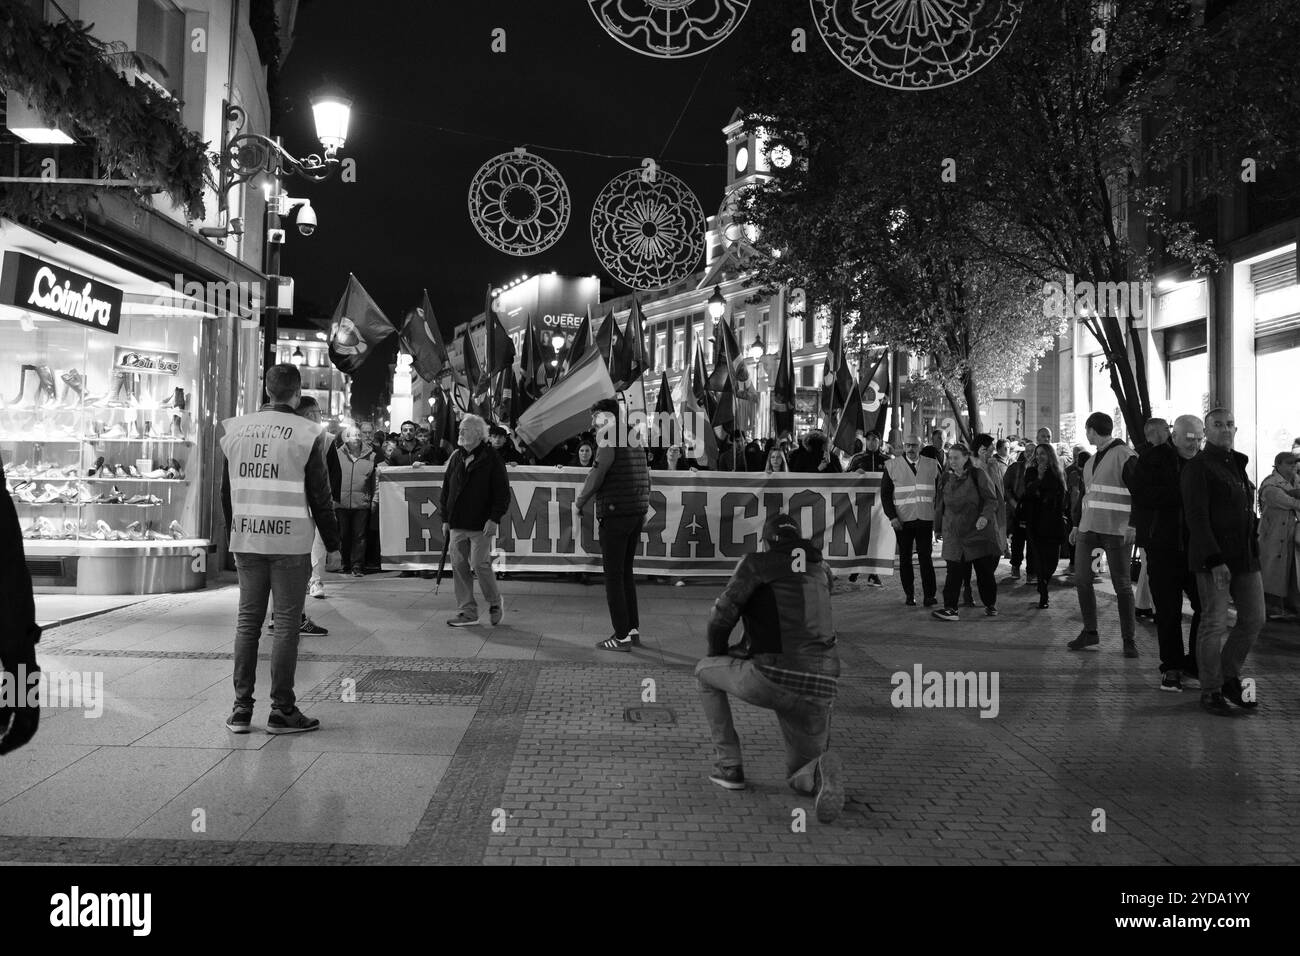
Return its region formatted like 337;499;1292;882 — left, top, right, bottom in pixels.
707;316;748;392
596;307;623;370
772;331;795;438
686;334;719;467
820;306;850;418
615;297;649;391
432;385;458;454
327;274;395;374
832;380;866;456
515;346;616;460
563;306;595;376
484;309;516;379
861;349;890;436
399;293;448;382
519;312;547;399
459;322;484;397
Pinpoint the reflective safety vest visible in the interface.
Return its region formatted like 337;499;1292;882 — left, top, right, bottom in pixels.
885;455;941;522
1079;439;1136;536
220;410;321;554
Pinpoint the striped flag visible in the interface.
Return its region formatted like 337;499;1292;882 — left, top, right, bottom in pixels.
514;346;616;460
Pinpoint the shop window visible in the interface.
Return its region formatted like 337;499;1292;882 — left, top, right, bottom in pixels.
672;328;684;370
135;0;186;98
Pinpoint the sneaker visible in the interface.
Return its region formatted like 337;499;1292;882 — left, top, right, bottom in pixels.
1221;676;1258;709
932;608;959;622
309;580;326;599
1135;608;1155;622
1001;571;1021;584
1159;671;1182;693
489;603;504;626
1067;630;1100;651
904;596;917;607
708;764;746;791
1200;691;1233;717
626;627;642;646
866;575;884;588
848;573;860;583
673;578;686;588
984;606;999;617
351;567;364;578
923;597;938;608
266;707;320;735
596;634;632;652
813;751;845;824
225;709;252;733
299;616;328;636
1123;640;1139;659
447;613;478;627
1181;672;1201;690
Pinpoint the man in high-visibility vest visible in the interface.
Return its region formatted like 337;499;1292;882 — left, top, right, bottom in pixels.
220;364;341;735
881;435;942;607
1068;411;1137;656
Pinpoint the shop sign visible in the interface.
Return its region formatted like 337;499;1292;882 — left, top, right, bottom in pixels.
114;346;180;376
0;251;123;333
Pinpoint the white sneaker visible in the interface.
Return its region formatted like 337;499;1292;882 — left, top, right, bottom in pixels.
309;580;326;599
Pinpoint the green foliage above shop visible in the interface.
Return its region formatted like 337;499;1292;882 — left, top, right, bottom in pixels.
0;1;210;224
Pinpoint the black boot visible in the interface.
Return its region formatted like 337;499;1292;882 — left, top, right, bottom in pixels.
8;364;32;406
60;369;85;406
33;365;57;407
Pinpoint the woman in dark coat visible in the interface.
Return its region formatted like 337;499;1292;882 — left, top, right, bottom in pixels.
932;444;1002;621
1020;443;1070;609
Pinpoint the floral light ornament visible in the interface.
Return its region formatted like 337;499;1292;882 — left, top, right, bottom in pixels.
591;167;705;290
468;148;571;256
588;0;751;58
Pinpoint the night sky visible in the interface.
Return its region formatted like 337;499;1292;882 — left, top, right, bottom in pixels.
276;0;745;338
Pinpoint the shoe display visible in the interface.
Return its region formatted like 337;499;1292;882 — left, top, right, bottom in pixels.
59;369;85;406
168;520;186;538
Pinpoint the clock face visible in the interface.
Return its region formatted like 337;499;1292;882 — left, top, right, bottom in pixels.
734;146;749;173
769;145;792;168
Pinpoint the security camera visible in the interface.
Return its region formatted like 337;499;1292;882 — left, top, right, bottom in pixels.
295;202;317;237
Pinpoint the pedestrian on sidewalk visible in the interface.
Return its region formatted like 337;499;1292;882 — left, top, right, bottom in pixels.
1181;408;1264;715
0;458;41;755
931;444;1001;621
297;398;330;613
1004;426;1053;585
439;414;509;627
329;425;377;577
1068;413;1138;656
1259;451;1300;621
1129;415;1203;692
880;434;940;607
920;428;946;462
1131;418;1172;623
578;398;651;651
1021;442;1070;609
848;431;891;586
694;512;845;823
220;364;341;735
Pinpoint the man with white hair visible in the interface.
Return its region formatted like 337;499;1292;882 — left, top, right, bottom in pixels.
439;414;510;627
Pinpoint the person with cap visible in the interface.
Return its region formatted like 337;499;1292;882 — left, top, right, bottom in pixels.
1258;449;1300;621
1180;407;1264;715
577;398;652;651
488;424;524;465
880;434;941;606
694;511;845;823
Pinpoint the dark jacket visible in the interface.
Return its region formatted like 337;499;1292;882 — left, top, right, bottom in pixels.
933;463;1001;562
439;443;510;531
789;439;842;474
0;459;39;669
706;539;840;682
1020;466;1069;542
220;403;340;552
847;449;891;473
1180;441;1259;574
1003;458;1027;521
1126;441;1189;555
386;438;435;466
919;445;943;462
577;444;650;519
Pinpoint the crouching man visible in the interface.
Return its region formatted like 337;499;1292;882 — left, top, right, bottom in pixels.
694;512;845;823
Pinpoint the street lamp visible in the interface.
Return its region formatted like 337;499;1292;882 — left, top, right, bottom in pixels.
551;333;566;353
290;346;305;366
748;336;765;361
707;286;727;320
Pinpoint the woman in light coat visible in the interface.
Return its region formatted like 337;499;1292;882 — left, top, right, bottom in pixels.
1259;451;1300;620
932;444;1002;621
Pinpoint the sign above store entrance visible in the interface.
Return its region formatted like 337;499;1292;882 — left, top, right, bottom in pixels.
0;251;124;333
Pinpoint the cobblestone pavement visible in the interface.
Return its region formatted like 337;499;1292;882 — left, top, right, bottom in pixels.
5;568;1299;865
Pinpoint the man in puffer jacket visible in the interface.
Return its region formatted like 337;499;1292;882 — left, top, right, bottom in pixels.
329;426;377;576
694;512;845;824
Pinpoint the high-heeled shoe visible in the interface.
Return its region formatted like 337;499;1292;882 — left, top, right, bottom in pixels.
168;520;186;539
122;520;146;540
59;369;85;406
169;413;185;439
129;420;144;440
8;364;33;406
87;455;105;477
159;387;186;410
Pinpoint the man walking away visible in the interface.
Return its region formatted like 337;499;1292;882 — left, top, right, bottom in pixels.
578;398;652;651
1128;416;1202;691
220;364;341;735
1068;412;1138;656
440;414;510;627
1181;408;1264;715
694;512;844;823
881;435;940;607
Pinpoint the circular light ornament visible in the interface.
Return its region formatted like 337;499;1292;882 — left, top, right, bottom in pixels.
810;0;1023;90
588;0;751;59
468;148;571;256
590;166;706;291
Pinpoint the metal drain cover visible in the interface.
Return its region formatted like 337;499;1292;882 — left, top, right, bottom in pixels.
623;705;677;724
354;670;494;696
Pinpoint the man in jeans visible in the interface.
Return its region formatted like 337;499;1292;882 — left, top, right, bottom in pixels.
1068;412;1138;656
220;364;341;734
577;398;651;651
439;414;509;627
694;512;845;824
1181;407;1264;716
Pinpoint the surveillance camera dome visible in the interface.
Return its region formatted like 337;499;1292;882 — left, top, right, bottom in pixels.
296;203;317;236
